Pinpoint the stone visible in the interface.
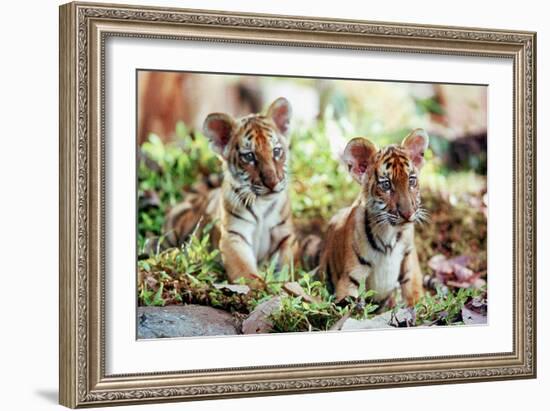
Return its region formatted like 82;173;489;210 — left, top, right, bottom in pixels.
137;305;240;339
213;283;251;295
340;311;393;330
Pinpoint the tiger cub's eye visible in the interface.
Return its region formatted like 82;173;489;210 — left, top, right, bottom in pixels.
241;152;256;164
379;180;391;191
409;175;417;187
273;147;283;159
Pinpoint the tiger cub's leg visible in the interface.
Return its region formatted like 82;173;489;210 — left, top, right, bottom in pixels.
334;266;370;303
298;234;323;271
273;233;299;270
163;192;209;248
268;220;299;270
335;276;359;302
399;248;424;306
220;231;263;288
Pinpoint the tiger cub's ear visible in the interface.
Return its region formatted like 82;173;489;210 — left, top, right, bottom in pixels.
402;128;429;170
343;137;377;183
203;113;236;157
267;97;292;137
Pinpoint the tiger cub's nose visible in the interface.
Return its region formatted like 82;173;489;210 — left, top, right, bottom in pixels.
260;171;279;191
399;208;414;221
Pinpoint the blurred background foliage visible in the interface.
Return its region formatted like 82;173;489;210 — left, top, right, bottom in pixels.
137;71;488;327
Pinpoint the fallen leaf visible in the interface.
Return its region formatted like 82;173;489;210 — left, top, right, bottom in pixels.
390;307;416;327
142;273;158;289
428;254;448;272
428;254;482;288
282;282;321;304
453;264;474;282
241;297;282;334
447;277;485;289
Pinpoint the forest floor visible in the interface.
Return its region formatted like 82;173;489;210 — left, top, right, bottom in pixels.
136;125;488;336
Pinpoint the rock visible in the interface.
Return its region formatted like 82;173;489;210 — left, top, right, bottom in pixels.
137;305;239;339
241;297;282;334
461;295;488;325
213;283;251;295
336;307;419;331
329;313;351;331
461;306;486;325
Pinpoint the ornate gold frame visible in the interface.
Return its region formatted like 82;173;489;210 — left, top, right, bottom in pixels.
59;1;536;408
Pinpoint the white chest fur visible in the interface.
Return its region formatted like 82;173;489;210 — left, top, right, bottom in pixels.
354;210;413;301
250;195;284;260
366;233;408;300
224;193;285;262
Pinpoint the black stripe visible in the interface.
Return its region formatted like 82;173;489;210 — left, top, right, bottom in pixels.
275;209;291;227
349;276;360;287
255;122;271;132
301;235;314;250
227;209;253;224
377;234;393;254
393;154;409;163
233;185;243;195
169;206;190;225
364;210;383;253
245;204;258;222
353;246;372;267
269;234;291;259
398;252;411;284
262;199;276;218
227;230;252;247
274;217;288;227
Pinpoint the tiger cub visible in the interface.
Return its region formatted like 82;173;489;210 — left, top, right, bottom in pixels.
164;98;297;287
319;129;429;306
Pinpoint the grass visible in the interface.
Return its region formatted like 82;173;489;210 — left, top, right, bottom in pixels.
138;228;486;330
138;224;380;332
414;286;485;326
138;123;220;251
137;120;488;332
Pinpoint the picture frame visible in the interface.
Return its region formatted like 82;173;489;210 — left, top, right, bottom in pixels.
59;1;536;408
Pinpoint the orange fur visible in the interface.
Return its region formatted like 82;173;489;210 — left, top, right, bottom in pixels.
320;129;429;305
163;98;298;287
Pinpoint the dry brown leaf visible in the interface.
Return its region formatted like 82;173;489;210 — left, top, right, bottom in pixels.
241;297;282;334
428;254;483;288
390;307;416;327
282;282;321;304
